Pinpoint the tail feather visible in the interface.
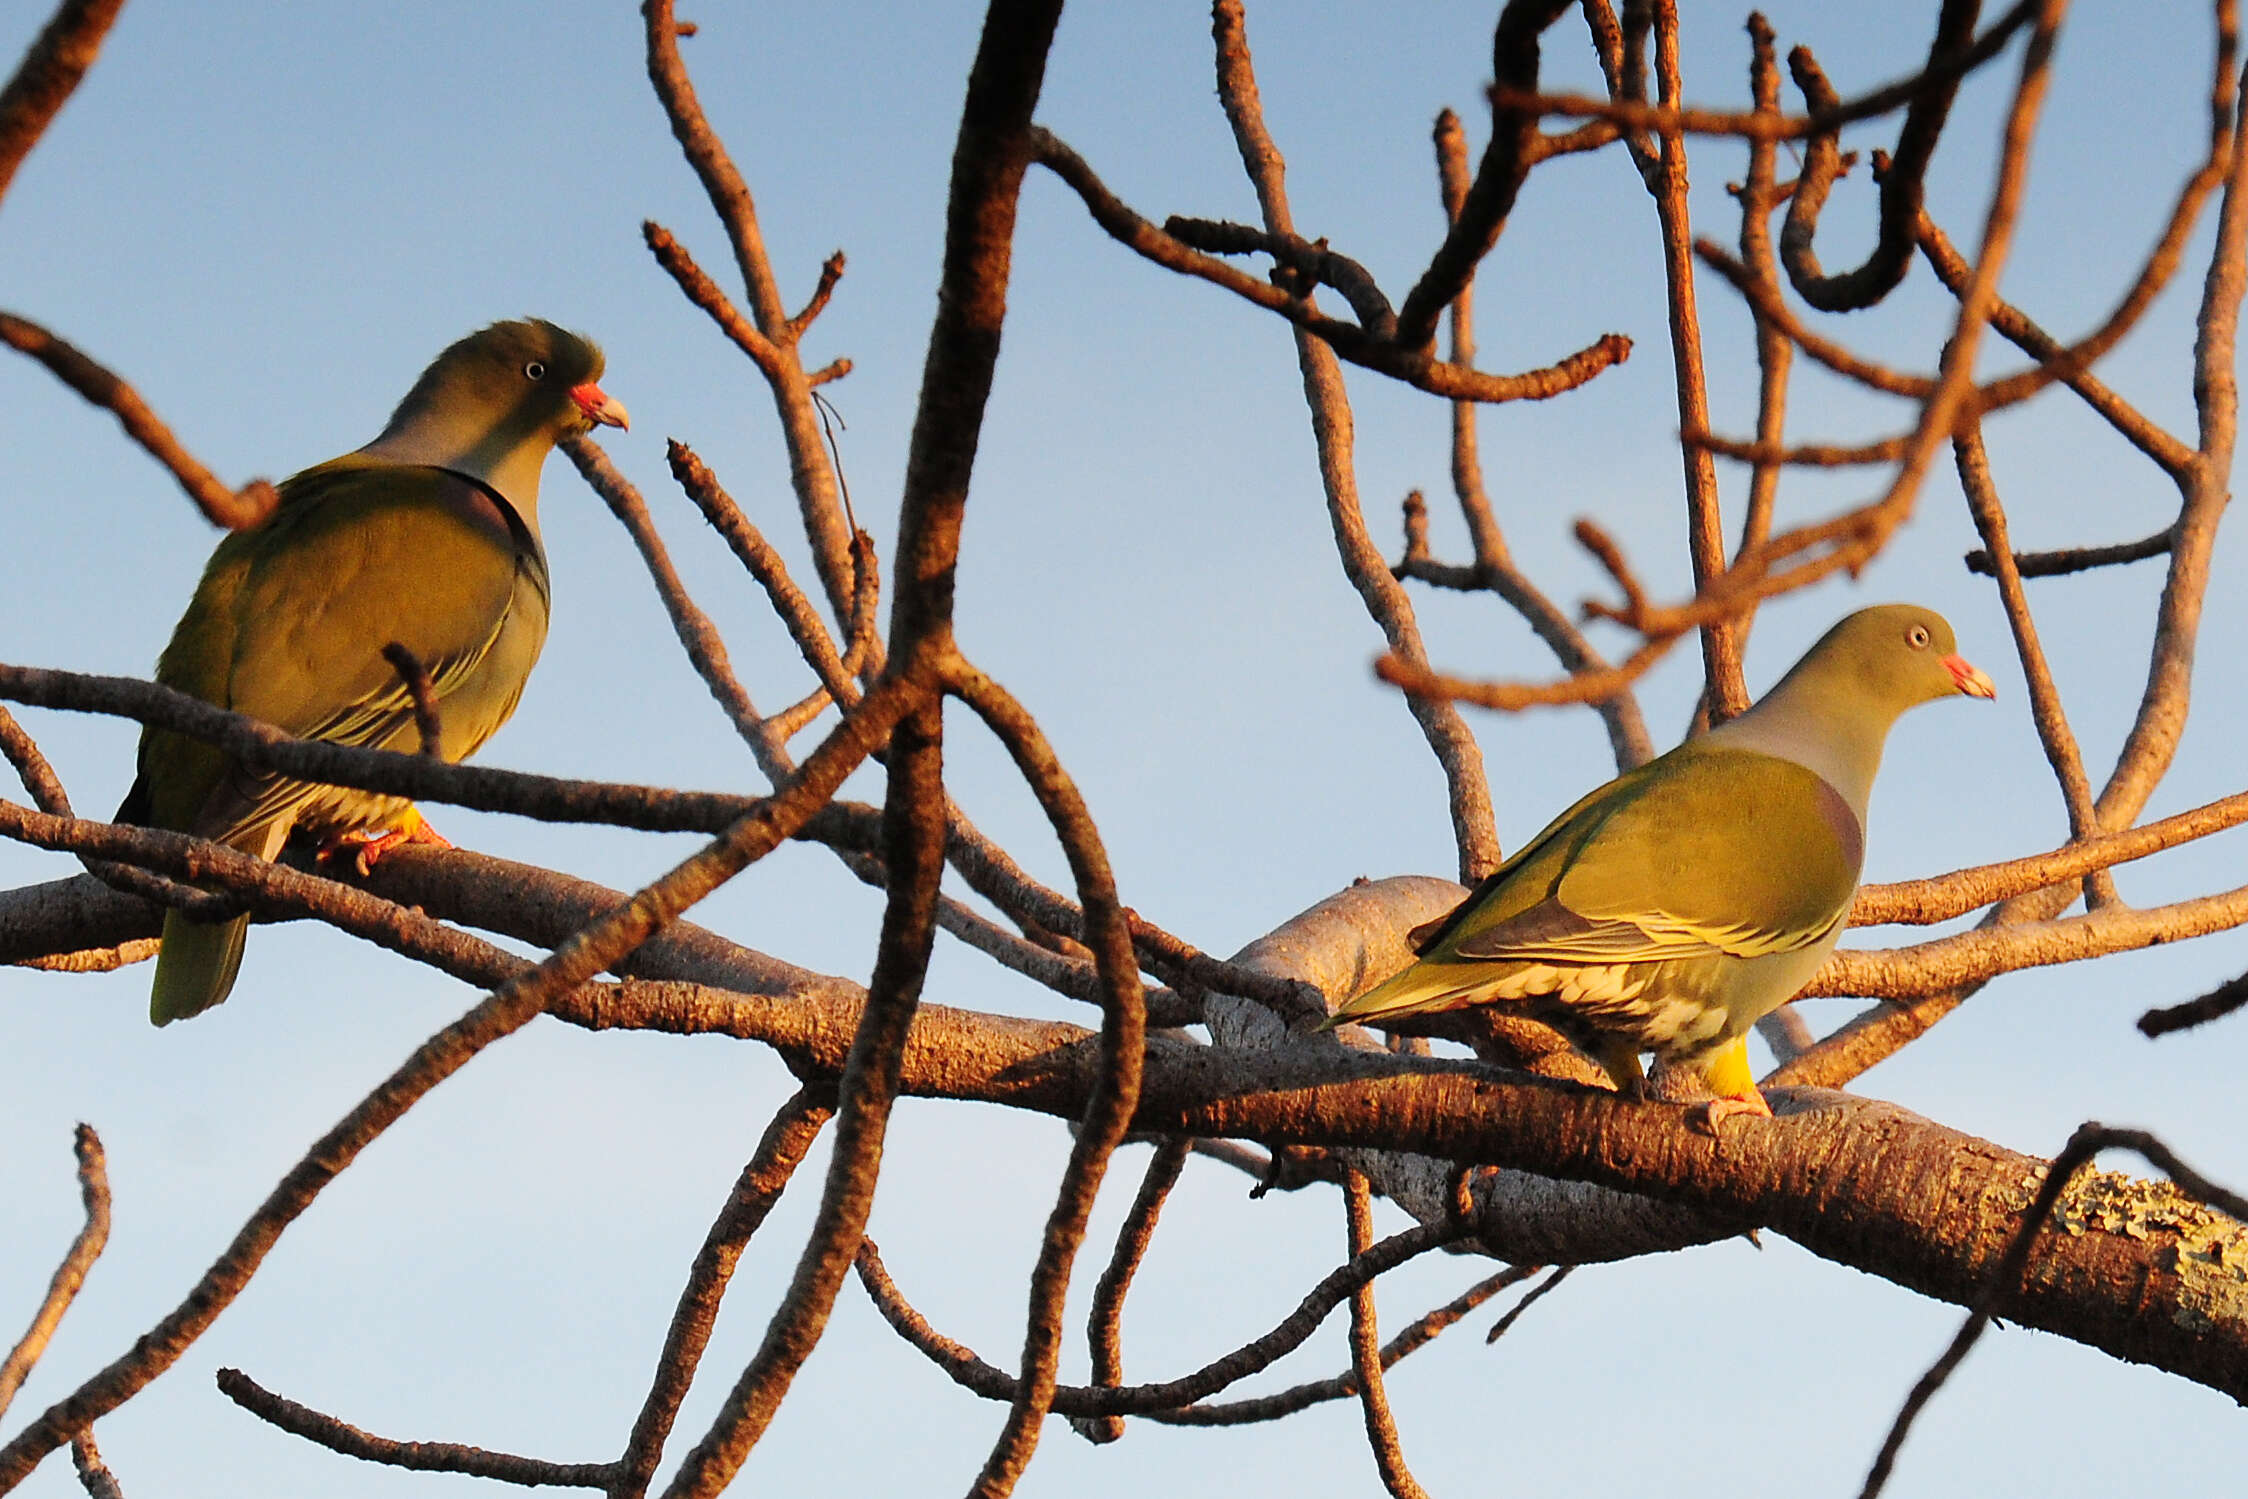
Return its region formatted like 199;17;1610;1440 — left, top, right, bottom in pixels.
150;909;250;1025
1321;961;1488;1031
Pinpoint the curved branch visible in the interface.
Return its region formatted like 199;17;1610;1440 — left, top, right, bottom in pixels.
853;1220;1468;1418
1489;0;2038;145
1780;0;1983;312
215;1369;614;1490
1342;1170;1432;1499
0;313;277;530
1076;1138;1190;1444
1141;1264;1540;1426
1031;129;1632;406
1392;0;1576;347
948;662;1148;1495
0;1126;109;1423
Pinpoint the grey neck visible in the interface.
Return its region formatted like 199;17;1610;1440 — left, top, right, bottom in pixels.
1703;683;1900;821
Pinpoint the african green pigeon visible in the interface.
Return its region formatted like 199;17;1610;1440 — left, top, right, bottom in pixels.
1326;604;1995;1125
121;319;627;1024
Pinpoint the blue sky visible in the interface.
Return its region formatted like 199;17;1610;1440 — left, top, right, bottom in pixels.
4;2;2246;1494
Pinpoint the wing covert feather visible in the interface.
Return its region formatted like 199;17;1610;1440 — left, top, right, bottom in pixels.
1434;748;1860;965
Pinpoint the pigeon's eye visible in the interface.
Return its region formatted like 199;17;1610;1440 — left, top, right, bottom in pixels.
524;361;547;381
1906;624;1932;649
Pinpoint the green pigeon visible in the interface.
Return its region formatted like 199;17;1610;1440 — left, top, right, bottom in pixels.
1326;604;1995;1126
119;320;627;1024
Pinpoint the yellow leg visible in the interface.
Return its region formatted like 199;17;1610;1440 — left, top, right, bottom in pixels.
1688;1036;1771;1136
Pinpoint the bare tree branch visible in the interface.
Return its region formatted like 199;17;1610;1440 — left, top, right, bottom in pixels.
0;1126;109;1422
1209;0;1501;883
65;1431;120;1499
1342;1170;1434;1499
640;0;859;621
1860;1123;2248;1499
611;1087;834;1499
0;313;277;530
1077;1137;1191;1445
0;0;125;208
216;1368;615;1489
1141;1263;1542;1427
0;680;917;1491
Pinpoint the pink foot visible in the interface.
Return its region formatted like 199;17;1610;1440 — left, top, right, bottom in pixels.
1688;1088;1773;1138
318;821;454;876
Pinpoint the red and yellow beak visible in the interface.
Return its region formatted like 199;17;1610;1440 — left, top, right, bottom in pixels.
571;382;630;430
1943;653;1997;699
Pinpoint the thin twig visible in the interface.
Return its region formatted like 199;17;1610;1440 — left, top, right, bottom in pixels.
1376;635;1675;713
560;433;789;783
1342;1170;1433;1499
641;221;779;376
1209;0;1501;883
612;1087;835;1499
216;1369;614;1489
1722;10;1795;714
66;1431;120;1499
1142;1264;1539;1426
664;441;858;713
1482;1263;1573;1343
0;1125;110;1422
2138;968;2248;1038
378;643;443;760
1689;430;1913;468
1640;0;1746;718
788;251;847;337
854;1218;1472;1417
1964;527;2174;578
1953;420;2110;907
0;662;778;837
12;939;157;973
1078;1137;1191;1444
949;662;1150;1496
0;313;277;530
